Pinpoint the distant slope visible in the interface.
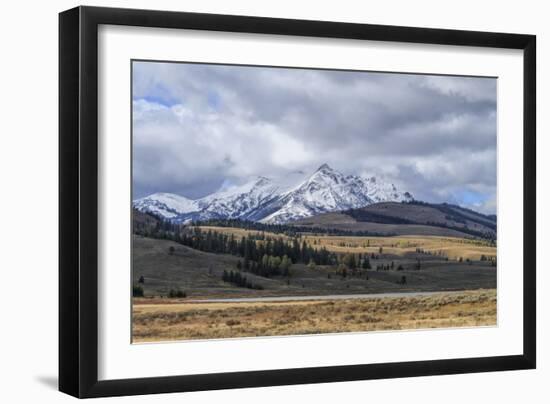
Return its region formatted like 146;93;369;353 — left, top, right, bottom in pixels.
293;201;496;239
132;208;160;234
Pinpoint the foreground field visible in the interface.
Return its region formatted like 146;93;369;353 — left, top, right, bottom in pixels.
132;289;496;342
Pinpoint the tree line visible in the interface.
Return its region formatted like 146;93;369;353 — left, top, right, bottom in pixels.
222;270;264;290
179;227;337;270
136;218;340;278
191;218;394;237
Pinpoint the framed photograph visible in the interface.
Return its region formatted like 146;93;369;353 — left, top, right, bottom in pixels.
59;6;536;398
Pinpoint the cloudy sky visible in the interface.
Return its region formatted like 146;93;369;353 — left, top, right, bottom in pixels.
132;61;497;214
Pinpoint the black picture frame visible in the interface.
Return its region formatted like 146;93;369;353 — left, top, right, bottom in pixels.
59;6;536;398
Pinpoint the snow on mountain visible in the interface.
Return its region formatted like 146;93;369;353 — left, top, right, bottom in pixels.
133;164;413;223
190;176;282;222
363;175;413;203
259;164;374;223
133;192;199;219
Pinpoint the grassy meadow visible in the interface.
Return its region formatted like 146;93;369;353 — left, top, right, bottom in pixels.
133;289;497;342
194;225;496;261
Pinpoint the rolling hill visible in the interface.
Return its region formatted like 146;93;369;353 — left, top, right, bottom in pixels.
132;235;496;299
133;235;275;298
293;201;496;239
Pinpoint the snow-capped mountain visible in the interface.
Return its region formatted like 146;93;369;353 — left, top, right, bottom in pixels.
133;164;413;224
133;193;199;219
181;176;282;222
260;164;375;223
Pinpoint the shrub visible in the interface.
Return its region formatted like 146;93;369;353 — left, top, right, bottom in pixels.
168;289;186;298
133;284;144;297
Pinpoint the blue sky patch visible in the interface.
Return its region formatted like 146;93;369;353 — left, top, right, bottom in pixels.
207;91;221;110
453;190;487;207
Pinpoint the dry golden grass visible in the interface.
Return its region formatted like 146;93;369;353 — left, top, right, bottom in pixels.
195;227;495;261
194;226;290;241
303;234;495;260
132;289;496;342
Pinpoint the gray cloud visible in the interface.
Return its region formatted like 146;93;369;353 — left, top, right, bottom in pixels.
132;61;496;213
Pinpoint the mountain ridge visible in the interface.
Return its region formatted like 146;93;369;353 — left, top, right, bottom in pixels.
293;201;496;239
133;164;413;224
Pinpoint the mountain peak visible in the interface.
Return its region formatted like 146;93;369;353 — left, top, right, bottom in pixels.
255;176;272;186
316;163;333;172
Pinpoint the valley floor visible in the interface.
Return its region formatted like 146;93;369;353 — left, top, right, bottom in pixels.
132;289;496;342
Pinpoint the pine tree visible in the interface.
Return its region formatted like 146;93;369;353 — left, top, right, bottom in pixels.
281;255;291;276
362;256;371;269
301;240;308;263
343;253;356;269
